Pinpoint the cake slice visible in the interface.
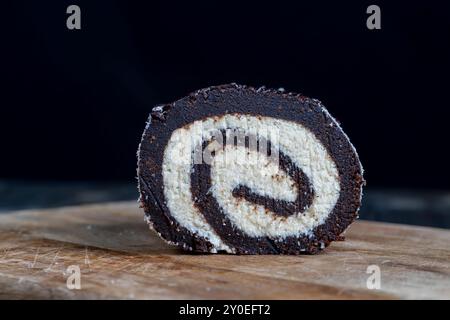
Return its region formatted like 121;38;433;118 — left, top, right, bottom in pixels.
137;84;364;254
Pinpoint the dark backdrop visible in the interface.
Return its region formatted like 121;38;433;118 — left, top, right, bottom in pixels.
2;1;450;189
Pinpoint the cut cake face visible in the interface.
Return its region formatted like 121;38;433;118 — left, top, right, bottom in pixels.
138;84;364;254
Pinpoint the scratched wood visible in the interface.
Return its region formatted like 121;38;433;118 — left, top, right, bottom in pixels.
0;201;449;299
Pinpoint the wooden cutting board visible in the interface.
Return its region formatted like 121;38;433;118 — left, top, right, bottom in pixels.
0;201;448;299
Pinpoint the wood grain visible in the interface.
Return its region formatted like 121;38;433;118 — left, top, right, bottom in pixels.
0;201;448;299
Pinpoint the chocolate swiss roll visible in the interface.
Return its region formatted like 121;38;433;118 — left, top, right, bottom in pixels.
137;84;364;254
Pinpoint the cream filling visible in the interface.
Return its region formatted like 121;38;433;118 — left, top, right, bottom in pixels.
162;114;340;251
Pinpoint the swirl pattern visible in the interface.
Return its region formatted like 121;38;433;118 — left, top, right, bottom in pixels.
138;84;364;254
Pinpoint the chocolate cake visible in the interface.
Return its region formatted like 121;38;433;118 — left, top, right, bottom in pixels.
137;84;364;254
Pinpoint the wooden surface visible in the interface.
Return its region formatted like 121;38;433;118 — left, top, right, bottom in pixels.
0;202;449;299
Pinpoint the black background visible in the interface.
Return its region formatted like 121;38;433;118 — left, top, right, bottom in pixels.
2;1;450;189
